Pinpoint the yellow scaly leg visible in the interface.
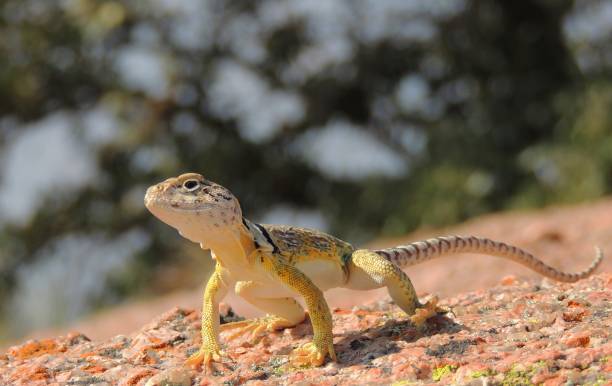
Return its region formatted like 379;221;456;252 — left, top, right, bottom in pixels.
186;264;229;373
350;249;446;327
259;254;336;367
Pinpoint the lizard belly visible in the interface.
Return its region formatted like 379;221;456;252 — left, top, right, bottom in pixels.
295;260;345;291
230;260;346;298
224;263;267;282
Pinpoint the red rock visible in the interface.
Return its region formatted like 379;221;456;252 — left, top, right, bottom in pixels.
1;274;610;385
562;308;588;322
8;339;66;360
118;368;157;386
291;371;306;382
83;364;108;374
564;333;590;348
543;375;567;386
144;368;193;386
500;275;517;286
366;367;383;378
23;365;49;381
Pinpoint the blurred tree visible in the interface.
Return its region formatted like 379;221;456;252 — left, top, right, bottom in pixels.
0;0;610;339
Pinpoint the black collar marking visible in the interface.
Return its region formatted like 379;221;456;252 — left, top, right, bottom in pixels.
254;223;280;254
242;217;261;249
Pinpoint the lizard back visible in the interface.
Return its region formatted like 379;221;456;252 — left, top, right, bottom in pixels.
261;224;354;268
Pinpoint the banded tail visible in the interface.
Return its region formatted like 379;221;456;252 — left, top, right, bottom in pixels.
373;235;603;283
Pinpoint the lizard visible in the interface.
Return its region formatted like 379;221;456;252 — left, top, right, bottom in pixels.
144;172;604;372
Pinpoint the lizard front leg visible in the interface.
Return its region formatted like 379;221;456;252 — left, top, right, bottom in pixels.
260;254;336;367
186;263;229;373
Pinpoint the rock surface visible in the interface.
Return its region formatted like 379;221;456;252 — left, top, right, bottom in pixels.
2;273;611;385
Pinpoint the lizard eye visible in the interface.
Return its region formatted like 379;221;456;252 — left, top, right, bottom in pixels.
183;179;200;191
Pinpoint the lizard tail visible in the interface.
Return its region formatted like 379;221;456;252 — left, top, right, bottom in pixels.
373;235;603;283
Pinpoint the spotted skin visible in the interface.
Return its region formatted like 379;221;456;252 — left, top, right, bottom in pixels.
144;173;605;371
263;225;353;276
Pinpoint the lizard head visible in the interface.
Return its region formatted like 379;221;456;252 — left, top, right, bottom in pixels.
144;172;243;245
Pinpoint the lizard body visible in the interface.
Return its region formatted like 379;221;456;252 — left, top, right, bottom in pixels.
144;173;603;371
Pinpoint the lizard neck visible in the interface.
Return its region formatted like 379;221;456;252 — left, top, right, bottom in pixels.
202;224;257;268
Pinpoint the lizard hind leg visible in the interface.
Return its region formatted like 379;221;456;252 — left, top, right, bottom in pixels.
221;281;306;344
347;249;442;328
220;315;299;343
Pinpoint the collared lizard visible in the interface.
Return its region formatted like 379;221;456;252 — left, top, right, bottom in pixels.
144;172;603;372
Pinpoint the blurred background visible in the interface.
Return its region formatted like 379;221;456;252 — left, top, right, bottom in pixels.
0;0;611;343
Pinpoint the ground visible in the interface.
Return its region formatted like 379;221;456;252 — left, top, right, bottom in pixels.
1;274;611;385
2;198;612;385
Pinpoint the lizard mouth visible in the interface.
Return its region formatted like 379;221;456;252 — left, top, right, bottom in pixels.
144;187;213;213
145;197;217;213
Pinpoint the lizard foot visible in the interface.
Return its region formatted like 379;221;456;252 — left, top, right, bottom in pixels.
410;296;445;328
220;316;297;344
185;347;227;374
290;341;336;367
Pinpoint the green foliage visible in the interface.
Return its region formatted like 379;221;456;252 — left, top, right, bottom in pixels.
470;368;496;379
0;0;610;339
500;362;548;386
432;364;457;382
390;380;416;386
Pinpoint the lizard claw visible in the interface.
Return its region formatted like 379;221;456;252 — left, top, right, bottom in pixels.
410;296;444;328
290;341;336;367
220;316;296;344
186;347;226;374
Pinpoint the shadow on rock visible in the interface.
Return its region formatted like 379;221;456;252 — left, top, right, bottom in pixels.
334;313;465;367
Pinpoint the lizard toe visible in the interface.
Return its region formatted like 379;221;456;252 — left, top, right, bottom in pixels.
290;342;329;367
410;296;441;328
186;347;225;374
221;316;297;344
